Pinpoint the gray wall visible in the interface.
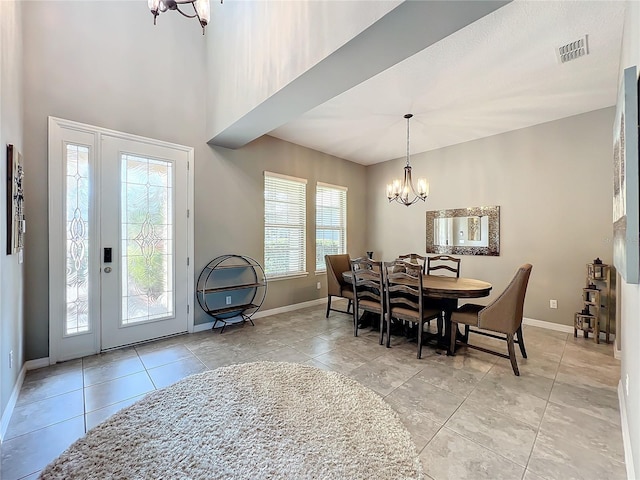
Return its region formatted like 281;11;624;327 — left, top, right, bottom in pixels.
21;1;367;360
0;0;24;424
618;0;640;475
367;108;615;327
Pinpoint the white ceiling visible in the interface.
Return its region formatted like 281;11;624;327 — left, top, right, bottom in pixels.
267;1;625;166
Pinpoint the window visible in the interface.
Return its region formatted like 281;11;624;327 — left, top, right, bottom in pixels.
264;172;307;278
316;182;347;271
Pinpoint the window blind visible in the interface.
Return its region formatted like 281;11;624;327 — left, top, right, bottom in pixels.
316;182;347;271
264;172;307;278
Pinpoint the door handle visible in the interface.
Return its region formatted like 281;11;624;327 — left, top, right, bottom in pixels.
104;267;112;273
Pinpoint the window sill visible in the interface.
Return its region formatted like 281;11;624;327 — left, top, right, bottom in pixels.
267;272;309;282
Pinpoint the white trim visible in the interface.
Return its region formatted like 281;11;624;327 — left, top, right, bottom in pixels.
317;181;348;191
267;273;309;282
192;298;327;333
264;170;307;184
26;357;51;370
523;317;615;342
523;317;574;333
252;298;326;319
618;381;636;480
0;364;26;443
614;343;622;360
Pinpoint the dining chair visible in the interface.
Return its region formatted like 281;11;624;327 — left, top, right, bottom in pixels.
383;260;441;358
350;257;384;340
397;253;427;274
426;255;461;277
449;264;533;375
325;254;354;318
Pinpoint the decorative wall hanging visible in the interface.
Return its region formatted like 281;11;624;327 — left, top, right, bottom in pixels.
612;66;639;284
6;144;25;256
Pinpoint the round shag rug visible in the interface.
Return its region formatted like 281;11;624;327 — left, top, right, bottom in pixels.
39;361;423;480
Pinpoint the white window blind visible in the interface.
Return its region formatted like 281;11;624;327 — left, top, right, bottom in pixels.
264;172;307;278
316;182;347;271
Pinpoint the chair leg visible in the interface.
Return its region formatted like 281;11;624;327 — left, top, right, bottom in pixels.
386;313;391;348
417;320;423;359
347;299;352;314
516;326;527;358
463;325;470;343
449;321;458;355
379;311;385;346
353;308;359;337
506;333;520;376
326;296;332;318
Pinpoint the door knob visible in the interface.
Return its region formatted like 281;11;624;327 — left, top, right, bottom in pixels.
104;266;112;273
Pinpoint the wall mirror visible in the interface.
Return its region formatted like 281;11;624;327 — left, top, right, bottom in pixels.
426;206;500;256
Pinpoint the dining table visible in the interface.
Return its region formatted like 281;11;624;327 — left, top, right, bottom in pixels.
342;270;492;355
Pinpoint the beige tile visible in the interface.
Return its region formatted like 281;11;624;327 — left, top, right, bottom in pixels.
83;355;146;386
417;359;486;397
136;344;196;369
17;369;83;406
81;347;138;369
528;429;626;480
385;375;465;425
464;376;548;428
348;354;424;396
253;346;312;364
147;356;208;389
5;390;84;440
0;416;85;480
312;346;371;375
84;371;155;412
445;402;537;466
420;428;525;480
85;394;147;431
549;380;620;426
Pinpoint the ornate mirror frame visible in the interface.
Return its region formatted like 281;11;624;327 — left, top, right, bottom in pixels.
426;205;500;256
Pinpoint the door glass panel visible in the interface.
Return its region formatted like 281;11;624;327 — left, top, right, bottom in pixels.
65;144;90;335
121;154;174;325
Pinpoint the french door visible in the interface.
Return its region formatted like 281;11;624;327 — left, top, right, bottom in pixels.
48;118;194;363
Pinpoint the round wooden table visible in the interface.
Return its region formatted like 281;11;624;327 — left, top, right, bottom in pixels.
343;271;492;354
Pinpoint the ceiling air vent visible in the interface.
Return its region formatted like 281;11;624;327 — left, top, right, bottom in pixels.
557;35;589;64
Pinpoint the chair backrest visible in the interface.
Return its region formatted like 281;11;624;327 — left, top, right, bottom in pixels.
478;264;533;334
427;255;461;278
325;254;351;296
397;253;427;274
383;260;424;320
350;257;384;312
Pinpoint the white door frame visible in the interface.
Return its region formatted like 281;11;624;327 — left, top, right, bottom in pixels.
48;117;195;364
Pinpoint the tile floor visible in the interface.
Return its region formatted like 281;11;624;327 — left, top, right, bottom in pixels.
0;301;625;480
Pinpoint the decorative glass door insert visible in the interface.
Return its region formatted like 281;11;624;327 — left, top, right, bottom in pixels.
65;144;91;335
121;154;174;325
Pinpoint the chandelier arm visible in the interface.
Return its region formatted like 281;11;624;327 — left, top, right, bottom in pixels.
174;5;198;19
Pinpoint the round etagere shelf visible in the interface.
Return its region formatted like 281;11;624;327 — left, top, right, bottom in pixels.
196;254;267;333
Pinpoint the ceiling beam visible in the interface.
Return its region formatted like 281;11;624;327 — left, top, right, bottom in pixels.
208;0;510;149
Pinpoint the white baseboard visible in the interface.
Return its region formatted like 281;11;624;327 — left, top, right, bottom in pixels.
193;298;327;333
0;363;27;443
618;381;636;480
523;317;616;342
25;357;51;370
523;317;574;333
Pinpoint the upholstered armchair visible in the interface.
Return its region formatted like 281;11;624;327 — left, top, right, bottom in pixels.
449;264;533;375
325;254;353;318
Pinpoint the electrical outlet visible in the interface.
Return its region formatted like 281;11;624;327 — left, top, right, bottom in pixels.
626;374;630;396
9;350;13;369
225;296;232;305
549;299;558;309
316;282;321;290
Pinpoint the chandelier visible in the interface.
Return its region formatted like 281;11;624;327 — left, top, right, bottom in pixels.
149;0;220;35
386;114;429;206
